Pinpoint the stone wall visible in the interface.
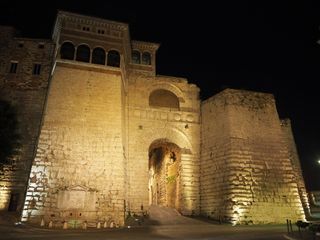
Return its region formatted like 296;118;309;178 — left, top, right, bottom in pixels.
0;27;53;214
127;73;201;215
200;89;305;224
200;90;233;221
281;119;310;217
22;63;126;226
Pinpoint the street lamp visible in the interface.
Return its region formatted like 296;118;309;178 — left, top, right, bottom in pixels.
318;159;320;165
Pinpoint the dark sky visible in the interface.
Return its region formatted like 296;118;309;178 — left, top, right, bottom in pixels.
1;1;320;190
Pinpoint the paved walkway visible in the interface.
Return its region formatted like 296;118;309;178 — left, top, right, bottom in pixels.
282;222;320;240
284;232;319;240
148;205;211;225
0;209;287;240
2;208;318;240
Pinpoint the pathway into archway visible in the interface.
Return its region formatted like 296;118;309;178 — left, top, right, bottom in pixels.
148;140;181;211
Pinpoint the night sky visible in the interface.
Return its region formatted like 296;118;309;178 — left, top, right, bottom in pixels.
1;1;320;190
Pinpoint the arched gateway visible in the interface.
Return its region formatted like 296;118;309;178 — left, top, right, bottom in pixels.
148;139;181;210
127;122;200;218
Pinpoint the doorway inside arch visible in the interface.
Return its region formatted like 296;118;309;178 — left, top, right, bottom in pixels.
148;140;181;210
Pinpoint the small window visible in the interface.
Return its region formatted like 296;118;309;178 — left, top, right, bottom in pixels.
38;43;44;49
82;26;90;31
107;50;120;67
33;64;41;75
60;42;75;60
92;47;106;65
76;45;90;62
132;50;141;64
97;29;105;34
142;52;151;65
18;42;24;48
9;62;18;73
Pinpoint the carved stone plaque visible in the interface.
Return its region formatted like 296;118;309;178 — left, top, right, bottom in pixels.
57;185;96;211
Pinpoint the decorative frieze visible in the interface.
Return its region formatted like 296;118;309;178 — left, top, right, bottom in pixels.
131;107;199;123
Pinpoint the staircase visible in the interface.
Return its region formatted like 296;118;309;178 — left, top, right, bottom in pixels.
148;205;203;225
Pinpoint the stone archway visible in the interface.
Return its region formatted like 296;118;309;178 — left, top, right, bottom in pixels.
148;139;181;210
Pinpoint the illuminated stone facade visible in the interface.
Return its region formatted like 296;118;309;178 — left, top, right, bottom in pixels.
200;90;309;224
0;11;309;226
0;26;53;214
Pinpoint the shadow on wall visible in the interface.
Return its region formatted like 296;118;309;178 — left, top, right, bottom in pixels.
0;100;21;166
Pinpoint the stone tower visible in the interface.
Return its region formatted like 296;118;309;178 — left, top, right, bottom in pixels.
200;89;309;224
0;25;53;215
0;11;309;226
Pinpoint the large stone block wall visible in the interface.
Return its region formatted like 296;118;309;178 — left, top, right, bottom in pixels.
281;119;310;217
126;73;201;215
22;63;126;226
0;90;47;213
200;91;233;220
201;89;305;224
0;28;53;213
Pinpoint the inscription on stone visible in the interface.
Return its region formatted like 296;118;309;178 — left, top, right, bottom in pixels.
132;108;198;123
57;186;96;211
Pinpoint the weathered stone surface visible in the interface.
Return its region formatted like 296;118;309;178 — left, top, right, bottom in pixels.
0;25;53;213
0;11;308;226
200;89;306;224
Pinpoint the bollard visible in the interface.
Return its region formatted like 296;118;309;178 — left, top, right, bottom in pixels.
289;220;293;233
40;218;45;227
63;221;68;229
82;221;87;230
110;221;114;228
97;222;101;229
48;221;53;228
286;219;290;234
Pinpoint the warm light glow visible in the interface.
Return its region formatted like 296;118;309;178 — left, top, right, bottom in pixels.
21;163;49;222
231;205;244;226
0;172;14;211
